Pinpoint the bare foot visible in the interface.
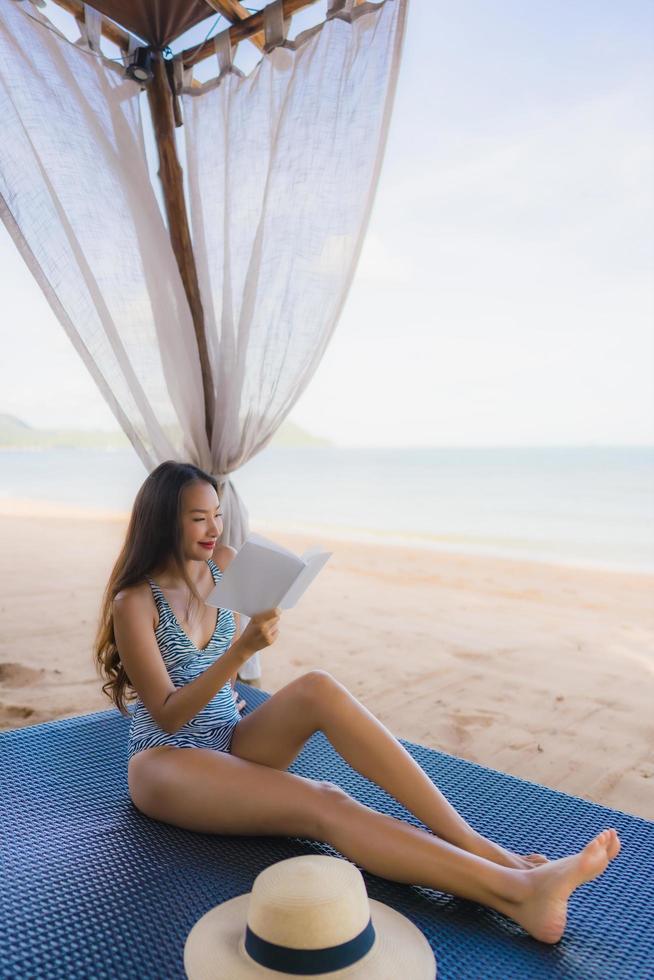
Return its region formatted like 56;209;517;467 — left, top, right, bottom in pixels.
518;852;549;868
506;829;620;944
605;828;621;860
466;832;549;870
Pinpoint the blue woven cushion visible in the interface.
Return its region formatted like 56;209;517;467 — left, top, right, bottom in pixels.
1;683;652;979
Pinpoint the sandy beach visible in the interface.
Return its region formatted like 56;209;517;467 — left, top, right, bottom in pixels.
1;496;652;820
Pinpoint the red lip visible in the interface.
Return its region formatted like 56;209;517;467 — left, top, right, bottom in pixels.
199;542;215;548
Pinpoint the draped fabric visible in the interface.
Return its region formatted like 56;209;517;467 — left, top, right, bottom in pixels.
0;1;209;472
0;0;408;677
181;0;408;534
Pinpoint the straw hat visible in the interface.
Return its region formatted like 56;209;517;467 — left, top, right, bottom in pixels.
184;854;436;978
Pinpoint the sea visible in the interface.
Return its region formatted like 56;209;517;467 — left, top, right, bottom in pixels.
1;446;653;573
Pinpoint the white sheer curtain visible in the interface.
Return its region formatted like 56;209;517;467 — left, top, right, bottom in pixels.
0;0;408;679
183;0;408;675
0;0;210;471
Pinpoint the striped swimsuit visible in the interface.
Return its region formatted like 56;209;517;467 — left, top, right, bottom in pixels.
127;558;242;760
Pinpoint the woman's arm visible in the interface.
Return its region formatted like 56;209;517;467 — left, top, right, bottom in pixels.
160;637;253;733
113;587;177;730
113;586;254;734
213;543;240;687
163;609;278;732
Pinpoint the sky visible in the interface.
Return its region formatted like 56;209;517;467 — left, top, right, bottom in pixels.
0;0;652;447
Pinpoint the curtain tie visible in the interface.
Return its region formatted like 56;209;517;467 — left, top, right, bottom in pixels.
263;0;291;53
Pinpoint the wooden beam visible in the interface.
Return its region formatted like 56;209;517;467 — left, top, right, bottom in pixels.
47;0;131;50
203;0;266;51
182;0;321;69
147;56;215;446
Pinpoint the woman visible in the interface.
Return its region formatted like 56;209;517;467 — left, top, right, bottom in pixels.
95;460;620;945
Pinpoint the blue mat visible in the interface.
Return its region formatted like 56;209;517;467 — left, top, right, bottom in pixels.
1;683;652;979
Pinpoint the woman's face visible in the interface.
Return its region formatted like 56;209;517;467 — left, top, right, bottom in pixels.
180;481;224;559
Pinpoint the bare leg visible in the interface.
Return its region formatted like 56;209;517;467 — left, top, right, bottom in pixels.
232;672;545;868
130;745;621;945
324;796;620;943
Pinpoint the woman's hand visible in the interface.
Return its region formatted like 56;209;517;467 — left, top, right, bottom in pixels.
237;607;281;657
231;686;247;713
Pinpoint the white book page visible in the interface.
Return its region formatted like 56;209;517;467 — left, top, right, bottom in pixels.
301;546;328;561
206;539;302;617
280;551;332;609
247;532;300;561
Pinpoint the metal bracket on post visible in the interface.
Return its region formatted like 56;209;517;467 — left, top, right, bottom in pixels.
165;56;184;128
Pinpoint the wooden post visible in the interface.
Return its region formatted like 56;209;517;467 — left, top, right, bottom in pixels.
147;55;215;447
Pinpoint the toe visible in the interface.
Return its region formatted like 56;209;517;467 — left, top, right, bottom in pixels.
607;830;622;860
524;853;548;865
586;834;604;856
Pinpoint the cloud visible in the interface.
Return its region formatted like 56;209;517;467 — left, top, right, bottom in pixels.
381;76;654;271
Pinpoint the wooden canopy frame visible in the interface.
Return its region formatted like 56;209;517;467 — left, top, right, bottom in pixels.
43;0;358;447
47;0;327;60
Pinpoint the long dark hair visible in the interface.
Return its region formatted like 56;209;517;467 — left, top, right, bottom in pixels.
94;460;218;716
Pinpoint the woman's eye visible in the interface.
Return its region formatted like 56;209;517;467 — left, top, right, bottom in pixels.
193;515;222;522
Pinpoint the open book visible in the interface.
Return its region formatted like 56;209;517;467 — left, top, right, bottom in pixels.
205;533;332;618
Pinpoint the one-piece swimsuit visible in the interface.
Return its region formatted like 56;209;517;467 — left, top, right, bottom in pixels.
127;558;241;760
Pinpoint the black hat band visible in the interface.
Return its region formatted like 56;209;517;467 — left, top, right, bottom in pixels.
244;917;376;975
